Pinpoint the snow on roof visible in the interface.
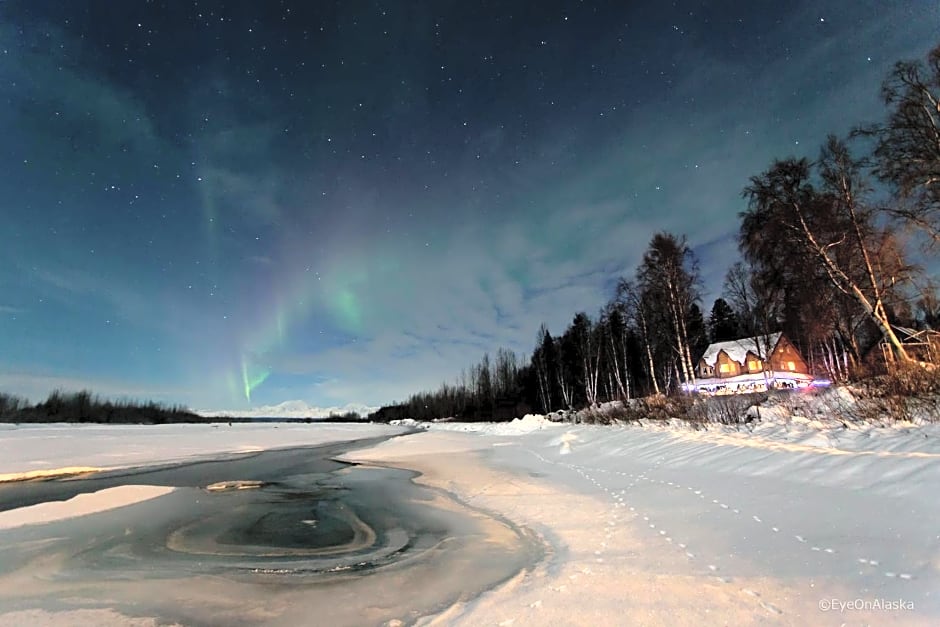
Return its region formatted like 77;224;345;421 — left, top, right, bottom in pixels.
699;332;782;367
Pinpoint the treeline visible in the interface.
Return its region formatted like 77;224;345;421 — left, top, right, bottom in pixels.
371;234;713;422
0;390;205;424
372;348;533;422
315;411;365;422
371;42;940;423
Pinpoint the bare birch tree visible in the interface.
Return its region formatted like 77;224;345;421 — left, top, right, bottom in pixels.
742;148;914;362
617;278;661;395
867;44;940;244
636;233;700;390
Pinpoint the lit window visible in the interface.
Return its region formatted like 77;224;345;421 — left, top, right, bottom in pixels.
748;359;762;370
787;361;795;371
719;363;730;373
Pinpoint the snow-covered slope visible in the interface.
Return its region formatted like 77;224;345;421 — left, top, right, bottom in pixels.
406;414;940;624
197;399;378;418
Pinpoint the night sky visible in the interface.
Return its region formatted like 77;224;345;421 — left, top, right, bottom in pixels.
1;1;937;412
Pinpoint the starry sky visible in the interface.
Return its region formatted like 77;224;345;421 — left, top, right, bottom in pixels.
0;1;937;412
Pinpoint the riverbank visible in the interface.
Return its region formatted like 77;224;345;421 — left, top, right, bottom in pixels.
344;430;819;626
387;420;939;625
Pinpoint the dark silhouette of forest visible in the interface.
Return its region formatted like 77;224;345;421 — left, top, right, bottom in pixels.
0;390;206;424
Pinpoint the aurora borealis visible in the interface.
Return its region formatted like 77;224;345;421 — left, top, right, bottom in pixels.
1;1;936;411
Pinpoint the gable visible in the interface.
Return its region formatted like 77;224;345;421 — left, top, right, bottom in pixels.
700;332;782;368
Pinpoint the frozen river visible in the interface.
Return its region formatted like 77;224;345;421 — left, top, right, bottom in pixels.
0;433;542;626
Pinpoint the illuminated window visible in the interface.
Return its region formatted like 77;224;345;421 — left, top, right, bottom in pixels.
719;363;730;373
787;361;796;371
748;359;762;371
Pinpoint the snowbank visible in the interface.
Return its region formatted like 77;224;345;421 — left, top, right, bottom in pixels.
425;413;559;435
0;485;174;530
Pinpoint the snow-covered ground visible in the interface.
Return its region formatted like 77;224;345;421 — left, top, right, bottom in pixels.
0;485;175;531
1;412;938;624
364;412;940;625
0;422;403;480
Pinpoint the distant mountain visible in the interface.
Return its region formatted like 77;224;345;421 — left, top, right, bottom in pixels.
197;400;378;419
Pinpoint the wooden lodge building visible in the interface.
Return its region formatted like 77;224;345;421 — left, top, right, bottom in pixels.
688;332;815;395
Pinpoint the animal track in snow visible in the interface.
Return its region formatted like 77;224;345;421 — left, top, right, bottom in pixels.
535;447;792;621
760;601;783;615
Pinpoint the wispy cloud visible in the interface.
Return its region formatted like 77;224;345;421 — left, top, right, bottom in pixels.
0;22;160;163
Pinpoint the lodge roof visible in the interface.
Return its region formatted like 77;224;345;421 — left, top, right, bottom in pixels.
699;332;783;367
